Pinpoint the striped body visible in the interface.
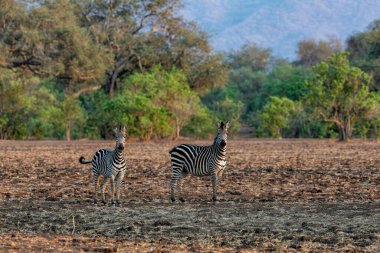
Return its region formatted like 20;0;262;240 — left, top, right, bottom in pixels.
170;144;226;177
80;126;127;205
169;121;229;202
91;149;126;178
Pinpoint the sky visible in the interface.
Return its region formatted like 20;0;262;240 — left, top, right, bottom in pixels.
180;0;380;59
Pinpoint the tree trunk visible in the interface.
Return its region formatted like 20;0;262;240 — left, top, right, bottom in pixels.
144;127;152;142
277;128;282;139
338;126;346;141
105;69;118;97
65;124;71;142
104;58;124;97
344;118;352;139
173;117;180;140
337;120;352;142
374;124;379;142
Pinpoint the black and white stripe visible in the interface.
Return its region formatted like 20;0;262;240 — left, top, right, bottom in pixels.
79;126;127;205
169;121;230;202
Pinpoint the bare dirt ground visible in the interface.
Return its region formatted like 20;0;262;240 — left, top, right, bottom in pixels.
0;139;379;252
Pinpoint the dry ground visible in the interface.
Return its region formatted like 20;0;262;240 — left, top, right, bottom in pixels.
0;139;379;252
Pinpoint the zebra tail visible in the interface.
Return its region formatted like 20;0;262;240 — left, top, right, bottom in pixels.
79;156;92;164
169;147;178;154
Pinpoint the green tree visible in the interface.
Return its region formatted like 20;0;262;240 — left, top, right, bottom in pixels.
202;85;244;135
307;52;376;141
101;94;172;141
0;0;111;140
181;106;216;139
76;0;227;95
347;19;380;91
124;66;199;140
228;43;273;72
296;37;342;67
0;70;35;139
98;66;205;141
1;0;110;88
256;96;295;138
228;67;266;117
27;81;63;139
59;96;86;141
355;92;380;140
262;63;311;101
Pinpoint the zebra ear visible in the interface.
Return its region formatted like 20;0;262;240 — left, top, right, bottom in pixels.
225;121;230;129
220;121;224;129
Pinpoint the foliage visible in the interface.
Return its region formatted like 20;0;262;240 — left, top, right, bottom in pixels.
123;66;200;140
0;2;379;141
181;106;216;139
347;19;380;91
27;83;63;139
207;55;314;137
0;0;228;140
202;86;244;135
256;96;295;138
228;43;273;72
295;37;342;67
306;51;376;141
354;92;380;140
101;94;172;141
92;66;211;141
76;0;228;95
1;0;110;90
262;63;311;101
0;70;34;139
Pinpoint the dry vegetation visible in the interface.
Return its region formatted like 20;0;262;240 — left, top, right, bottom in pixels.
0;139;379;252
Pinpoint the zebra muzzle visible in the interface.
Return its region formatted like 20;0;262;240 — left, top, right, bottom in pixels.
220;140;226;147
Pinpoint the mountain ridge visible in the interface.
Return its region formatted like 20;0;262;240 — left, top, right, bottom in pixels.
181;0;380;59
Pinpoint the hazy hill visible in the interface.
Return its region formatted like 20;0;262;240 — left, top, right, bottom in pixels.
181;0;380;59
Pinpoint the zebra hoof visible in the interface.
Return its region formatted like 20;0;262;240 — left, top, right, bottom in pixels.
179;197;185;203
116;201;122;206
171;197;176;202
212;196;217;202
101;200;107;205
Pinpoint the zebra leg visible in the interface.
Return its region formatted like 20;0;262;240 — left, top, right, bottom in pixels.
169;168;182;202
110;175;116;205
178;172;187;202
211;174;219;202
116;172;125;205
93;174;99;205
169;176;177;202
99;176;108;205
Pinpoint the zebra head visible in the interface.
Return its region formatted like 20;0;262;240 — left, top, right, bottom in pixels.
114;126;126;150
215;121;230;147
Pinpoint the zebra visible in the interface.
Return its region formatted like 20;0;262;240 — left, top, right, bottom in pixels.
79;126;127;205
169;121;230;202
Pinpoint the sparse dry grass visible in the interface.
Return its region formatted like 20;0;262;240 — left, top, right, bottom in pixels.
0;139;379;252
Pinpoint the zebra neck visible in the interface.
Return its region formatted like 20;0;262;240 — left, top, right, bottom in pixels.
113;149;124;160
213;143;226;158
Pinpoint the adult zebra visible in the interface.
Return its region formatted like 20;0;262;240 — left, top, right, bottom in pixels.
79;126;127;205
169;121;230;202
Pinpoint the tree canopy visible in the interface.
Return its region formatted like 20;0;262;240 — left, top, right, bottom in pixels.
0;1;379;141
306;52;376;141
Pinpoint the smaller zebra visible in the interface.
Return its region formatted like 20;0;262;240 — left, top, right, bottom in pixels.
79;126;127;205
169;121;230;202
